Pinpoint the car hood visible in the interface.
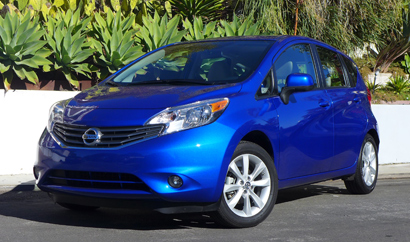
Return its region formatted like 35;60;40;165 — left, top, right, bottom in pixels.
68;84;242;109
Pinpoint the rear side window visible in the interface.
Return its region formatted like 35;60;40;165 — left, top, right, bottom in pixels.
274;44;317;92
342;56;358;87
317;47;348;88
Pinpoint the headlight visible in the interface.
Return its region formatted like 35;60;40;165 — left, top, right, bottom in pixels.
146;98;229;135
47;99;69;132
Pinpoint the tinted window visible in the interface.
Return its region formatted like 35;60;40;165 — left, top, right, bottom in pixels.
342;56;358;86
317;47;347;88
109;41;273;85
274;44;317;92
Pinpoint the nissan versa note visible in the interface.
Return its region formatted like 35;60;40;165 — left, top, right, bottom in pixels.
35;36;379;228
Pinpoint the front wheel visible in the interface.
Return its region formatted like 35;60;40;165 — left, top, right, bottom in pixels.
344;134;378;194
212;141;278;228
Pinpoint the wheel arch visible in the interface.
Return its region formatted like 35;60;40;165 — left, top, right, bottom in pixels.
241;130;274;162
367;129;380;149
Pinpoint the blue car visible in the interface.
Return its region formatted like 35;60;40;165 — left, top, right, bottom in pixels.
35;36;379;228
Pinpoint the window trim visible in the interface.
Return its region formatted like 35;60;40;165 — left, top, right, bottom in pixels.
340;54;358;87
255;68;276;100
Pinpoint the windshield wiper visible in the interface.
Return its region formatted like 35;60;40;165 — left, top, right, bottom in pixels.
104;80;120;87
127;79;216;86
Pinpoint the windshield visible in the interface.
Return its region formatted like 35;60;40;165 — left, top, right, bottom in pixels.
106;40;274;86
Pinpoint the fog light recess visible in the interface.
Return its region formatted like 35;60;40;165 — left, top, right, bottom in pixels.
168;175;183;188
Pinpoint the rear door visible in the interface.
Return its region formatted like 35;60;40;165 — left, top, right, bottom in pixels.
272;43;334;180
315;46;368;171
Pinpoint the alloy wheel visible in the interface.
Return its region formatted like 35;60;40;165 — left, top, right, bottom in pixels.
362;141;377;186
224;154;271;217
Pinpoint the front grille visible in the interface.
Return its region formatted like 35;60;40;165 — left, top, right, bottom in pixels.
53;123;164;148
45;170;150;191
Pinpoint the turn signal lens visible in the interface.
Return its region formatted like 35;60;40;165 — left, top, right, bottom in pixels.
211;100;229;112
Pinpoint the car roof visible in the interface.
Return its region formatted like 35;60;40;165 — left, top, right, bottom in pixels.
171;35;335;50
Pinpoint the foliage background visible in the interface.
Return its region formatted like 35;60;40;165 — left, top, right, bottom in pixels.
0;0;408;92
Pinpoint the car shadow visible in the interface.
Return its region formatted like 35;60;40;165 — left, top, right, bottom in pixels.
276;182;350;204
0;181;350;230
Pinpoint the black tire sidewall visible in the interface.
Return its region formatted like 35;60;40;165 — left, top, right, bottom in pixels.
216;141;278;228
356;134;379;193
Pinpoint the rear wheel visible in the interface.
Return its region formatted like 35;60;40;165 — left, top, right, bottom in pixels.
57;202;99;211
212;141;278;228
344;134;378;194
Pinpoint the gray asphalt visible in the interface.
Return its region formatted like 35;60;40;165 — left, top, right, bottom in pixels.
0;179;409;242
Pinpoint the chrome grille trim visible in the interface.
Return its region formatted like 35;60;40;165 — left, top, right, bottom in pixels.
52;123;164;148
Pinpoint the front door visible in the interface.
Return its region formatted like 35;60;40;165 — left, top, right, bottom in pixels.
272;43;334;180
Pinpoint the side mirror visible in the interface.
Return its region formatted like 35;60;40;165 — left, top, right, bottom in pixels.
280;74;315;105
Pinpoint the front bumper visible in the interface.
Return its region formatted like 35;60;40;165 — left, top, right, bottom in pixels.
35;122;237;207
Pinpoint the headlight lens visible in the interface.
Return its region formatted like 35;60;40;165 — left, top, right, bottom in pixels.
146;98;229;135
47;100;68;132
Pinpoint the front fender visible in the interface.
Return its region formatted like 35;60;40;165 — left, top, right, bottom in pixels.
213;94;280;198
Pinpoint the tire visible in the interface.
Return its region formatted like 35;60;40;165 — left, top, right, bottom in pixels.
57;202;100;211
212;141;278;228
344;134;378;194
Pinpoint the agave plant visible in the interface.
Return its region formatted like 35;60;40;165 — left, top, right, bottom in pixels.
386;75;410;94
169;0;224;22
135;11;187;52
0;12;52;91
183;16;218;41
91;9;145;80
44;9;95;88
217;14;260;37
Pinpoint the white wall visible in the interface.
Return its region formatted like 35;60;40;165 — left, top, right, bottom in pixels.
0;90;407;175
371;105;410;165
0;90;79;175
367;73;393;86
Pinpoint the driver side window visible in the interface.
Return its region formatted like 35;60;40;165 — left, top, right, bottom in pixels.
274;44;317;92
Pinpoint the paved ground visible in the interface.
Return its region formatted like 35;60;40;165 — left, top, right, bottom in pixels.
0;178;409;242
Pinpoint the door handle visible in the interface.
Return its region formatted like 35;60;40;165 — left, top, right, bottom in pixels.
353;96;361;103
319;100;330;107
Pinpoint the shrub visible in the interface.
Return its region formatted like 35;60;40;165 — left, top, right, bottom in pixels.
386;75;410;94
217;14;259;37
44;9;95;88
135;11;186;52
401;53;410;74
366;80;381;93
0;12;51;92
91;9;144;80
183;16;218;40
169;0;224;22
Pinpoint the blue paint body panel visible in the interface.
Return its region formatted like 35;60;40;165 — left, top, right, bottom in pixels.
35;36;379;210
